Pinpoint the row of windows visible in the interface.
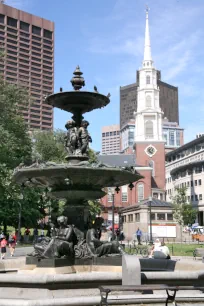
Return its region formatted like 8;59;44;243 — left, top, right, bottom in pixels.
172;167;204;181
102;131;120;137
0;15;53;39
123;213;173;223
166;145;204;163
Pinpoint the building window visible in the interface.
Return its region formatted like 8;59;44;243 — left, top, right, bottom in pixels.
7;17;17;28
187;181;190;187
195;180;197;186
151;213;155;220
102;133;105;137
188;196;190;202
122;185;128;202
135;213;140;222
153;193;158;199
0;14;4;24
199;179;202;185
169;131;175;146
199;194;202;201
43;29;52;39
176;131;180;146
146;75;150;84
191;195;194;201
195;194;198;201
32;26;41;36
167;214;173;221
145;120;153;138
128;214;133;222
157;213;165;221
195;167;202;173
20;21;29;32
137;183;144;202
146;95;151;107
191;181;193;187
149;160;155;177
107;188;113;202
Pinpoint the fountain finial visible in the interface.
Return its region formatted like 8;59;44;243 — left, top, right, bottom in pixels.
70;65;85;91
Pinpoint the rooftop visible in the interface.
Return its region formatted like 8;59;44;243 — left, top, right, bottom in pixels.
98;154;138;168
121;198;172;213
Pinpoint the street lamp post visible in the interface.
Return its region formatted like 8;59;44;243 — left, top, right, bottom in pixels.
17;202;22;242
149;196;153;244
112;193;115;241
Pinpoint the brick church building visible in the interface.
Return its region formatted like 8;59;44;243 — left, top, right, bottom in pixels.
99;9;176;240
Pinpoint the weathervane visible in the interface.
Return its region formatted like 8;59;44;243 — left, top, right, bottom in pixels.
145;4;150;13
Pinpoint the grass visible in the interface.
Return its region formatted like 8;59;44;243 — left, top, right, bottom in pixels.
167;243;204;256
125;243;204;257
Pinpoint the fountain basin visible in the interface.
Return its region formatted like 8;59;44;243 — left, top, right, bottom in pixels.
13;164;142;199
46;91;110;114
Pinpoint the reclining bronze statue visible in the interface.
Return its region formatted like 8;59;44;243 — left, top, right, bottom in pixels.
29;216;124;259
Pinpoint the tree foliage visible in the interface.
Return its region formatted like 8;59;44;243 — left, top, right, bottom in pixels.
32;129;66;163
172;187;197;226
0;78;32;168
88;200;103;221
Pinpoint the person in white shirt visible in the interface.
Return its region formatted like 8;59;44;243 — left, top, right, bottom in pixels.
149;238;161;258
158;242;170;259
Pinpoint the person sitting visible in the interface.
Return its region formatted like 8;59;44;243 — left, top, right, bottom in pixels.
154;242;170;259
149;238;161;258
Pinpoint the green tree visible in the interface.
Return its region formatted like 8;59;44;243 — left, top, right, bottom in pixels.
0;78;32;168
32;129;66;163
172;187;197;226
88;200;103;221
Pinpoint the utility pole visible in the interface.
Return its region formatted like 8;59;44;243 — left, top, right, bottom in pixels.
112;192;115;241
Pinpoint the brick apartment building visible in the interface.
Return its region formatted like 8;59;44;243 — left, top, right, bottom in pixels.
0;2;54;130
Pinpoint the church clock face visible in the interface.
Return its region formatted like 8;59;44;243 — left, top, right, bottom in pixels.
145;144;157;157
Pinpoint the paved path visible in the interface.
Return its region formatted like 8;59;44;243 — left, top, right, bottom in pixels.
3;246;33;259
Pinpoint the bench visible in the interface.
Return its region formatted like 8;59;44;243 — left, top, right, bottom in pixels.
99;285;204;306
193;248;204;260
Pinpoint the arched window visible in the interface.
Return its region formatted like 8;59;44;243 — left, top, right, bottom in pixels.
149;160;155;177
137;183;144;202
146;75;150;84
146;95;151;108
147;62;149;66
145;120;153;138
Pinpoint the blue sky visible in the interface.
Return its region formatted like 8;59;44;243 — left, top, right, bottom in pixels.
6;0;204;151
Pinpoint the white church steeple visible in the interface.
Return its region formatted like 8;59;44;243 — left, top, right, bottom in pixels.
134;8;163;142
143;7;152;64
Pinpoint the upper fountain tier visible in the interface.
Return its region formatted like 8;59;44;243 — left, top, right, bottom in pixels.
45;66;110;116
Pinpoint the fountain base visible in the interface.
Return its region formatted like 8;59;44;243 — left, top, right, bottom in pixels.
65;155;89;164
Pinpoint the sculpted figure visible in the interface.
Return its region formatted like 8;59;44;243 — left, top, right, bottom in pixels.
64;120;78;155
78;120;92;155
30;216;75;259
86;217;124;257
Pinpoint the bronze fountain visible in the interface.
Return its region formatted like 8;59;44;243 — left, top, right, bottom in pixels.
13;67;142;262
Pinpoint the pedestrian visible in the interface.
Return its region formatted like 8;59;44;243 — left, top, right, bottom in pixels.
0;236;7;259
24;228;30;244
8;233;17;257
157;242;171;259
136;228;142;245
149;238;161;258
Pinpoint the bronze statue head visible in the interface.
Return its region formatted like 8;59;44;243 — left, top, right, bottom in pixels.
57;215;68;226
81;120;89;128
94;217;104;228
65;120;76;130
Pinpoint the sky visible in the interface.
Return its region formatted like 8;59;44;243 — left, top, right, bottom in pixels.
6;0;204;151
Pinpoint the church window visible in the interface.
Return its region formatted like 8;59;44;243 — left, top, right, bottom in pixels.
137;183;144;202
145;120;153;138
146;75;150;84
122;185;128;202
146;95;151;107
147;62;149;66
149;160;155;177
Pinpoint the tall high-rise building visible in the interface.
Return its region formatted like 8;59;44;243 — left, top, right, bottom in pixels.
101;124;120;154
0;2;54;130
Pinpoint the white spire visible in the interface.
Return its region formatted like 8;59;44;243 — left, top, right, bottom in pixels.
143;6;152;62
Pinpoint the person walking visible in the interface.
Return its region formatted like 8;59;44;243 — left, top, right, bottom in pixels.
24;228;30;244
136;228;142;245
0;236;7;259
33;228;38;244
8;233;17;257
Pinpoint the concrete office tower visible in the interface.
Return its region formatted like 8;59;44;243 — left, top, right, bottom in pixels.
101;124;120;154
0;2;54;130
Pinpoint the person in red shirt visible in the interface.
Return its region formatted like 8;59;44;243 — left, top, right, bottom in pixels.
1;237;7;259
8;233;17;257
